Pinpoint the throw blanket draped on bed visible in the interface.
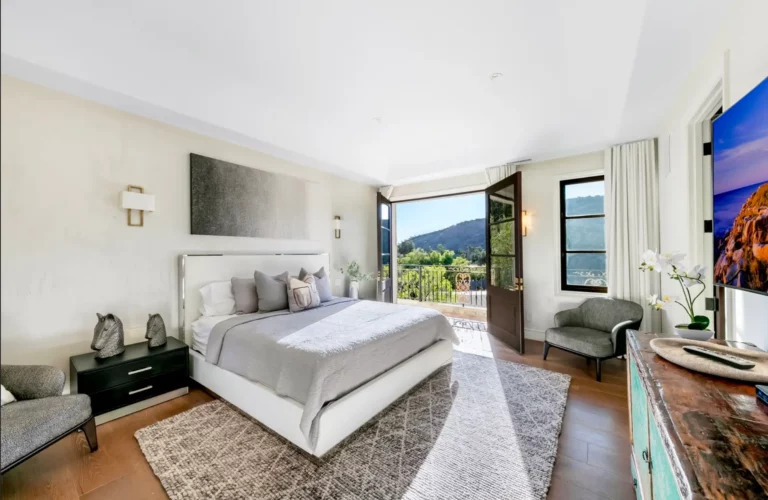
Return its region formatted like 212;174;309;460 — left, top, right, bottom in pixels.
205;298;459;448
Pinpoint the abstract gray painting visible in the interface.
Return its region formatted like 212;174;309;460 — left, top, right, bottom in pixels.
190;154;308;239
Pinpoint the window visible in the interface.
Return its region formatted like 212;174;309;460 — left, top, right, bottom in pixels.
559;176;607;293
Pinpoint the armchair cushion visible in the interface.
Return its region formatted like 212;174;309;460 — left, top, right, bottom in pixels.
0;394;91;470
554;308;583;328
545;327;614;358
580;298;643;333
0;365;65;400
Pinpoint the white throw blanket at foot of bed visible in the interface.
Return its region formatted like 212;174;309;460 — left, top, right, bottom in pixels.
205;298;459;448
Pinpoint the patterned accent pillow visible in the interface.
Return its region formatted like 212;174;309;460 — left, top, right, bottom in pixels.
298;267;333;302
286;275;321;312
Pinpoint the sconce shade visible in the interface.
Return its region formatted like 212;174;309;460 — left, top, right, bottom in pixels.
121;191;155;211
334;216;341;238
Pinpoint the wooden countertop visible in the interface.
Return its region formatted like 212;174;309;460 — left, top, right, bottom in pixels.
628;331;768;499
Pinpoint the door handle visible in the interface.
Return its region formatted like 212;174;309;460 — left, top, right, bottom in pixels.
642;449;652;470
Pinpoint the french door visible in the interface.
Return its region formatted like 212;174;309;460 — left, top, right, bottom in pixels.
377;193;394;302
485;172;525;353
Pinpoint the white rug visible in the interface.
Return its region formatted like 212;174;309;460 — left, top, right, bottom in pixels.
136;351;571;499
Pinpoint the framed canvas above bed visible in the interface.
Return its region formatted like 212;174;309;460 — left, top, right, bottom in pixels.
190;154;311;239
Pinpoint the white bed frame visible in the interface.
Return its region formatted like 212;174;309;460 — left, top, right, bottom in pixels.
180;253;453;457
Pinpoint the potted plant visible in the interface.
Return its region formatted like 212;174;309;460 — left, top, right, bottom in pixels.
346;261;372;300
639;250;712;340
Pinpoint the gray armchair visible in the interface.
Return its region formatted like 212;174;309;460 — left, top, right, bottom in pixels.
544;298;643;381
1;365;97;474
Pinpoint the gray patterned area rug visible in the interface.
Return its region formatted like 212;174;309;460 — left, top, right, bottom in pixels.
136;352;570;500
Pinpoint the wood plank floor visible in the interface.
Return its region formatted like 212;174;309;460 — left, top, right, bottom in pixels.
2;337;632;500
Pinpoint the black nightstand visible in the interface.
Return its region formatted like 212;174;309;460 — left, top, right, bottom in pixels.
70;337;189;424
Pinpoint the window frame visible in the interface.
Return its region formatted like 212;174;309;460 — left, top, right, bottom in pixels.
559;175;607;294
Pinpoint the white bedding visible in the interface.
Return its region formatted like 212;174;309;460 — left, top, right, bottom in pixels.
190;314;236;355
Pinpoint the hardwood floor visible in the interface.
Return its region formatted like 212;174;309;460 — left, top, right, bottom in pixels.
2;337;632;500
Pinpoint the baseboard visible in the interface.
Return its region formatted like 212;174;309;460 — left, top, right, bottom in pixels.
95;387;188;425
525;329;545;342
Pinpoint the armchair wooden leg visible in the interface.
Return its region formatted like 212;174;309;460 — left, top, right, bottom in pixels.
81;416;98;452
595;359;602;382
543;342;550;360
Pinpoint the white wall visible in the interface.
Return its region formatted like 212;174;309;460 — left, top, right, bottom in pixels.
657;0;768;348
516;152;605;340
0;76;377;388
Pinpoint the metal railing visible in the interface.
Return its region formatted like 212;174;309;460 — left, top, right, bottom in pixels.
566;269;607;287
398;265;486;307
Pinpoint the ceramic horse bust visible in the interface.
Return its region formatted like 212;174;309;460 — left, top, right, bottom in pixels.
92;313;125;359
145;313;167;348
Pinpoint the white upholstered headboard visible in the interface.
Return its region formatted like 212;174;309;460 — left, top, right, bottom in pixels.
179;253;331;345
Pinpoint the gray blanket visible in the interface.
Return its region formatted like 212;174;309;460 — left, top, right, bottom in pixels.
205;298;459;448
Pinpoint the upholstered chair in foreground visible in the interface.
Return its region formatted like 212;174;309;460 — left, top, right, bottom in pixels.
544;298;643;381
1;365;97;474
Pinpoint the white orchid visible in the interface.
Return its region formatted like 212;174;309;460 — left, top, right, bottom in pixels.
647;294;672;310
657;252;686;271
680;264;707;288
639;250;709;330
640;250;685;273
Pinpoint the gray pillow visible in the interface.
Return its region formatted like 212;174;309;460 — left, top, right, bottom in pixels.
286;275;321;313
299;267;333;302
253;270;289;312
231;277;258;314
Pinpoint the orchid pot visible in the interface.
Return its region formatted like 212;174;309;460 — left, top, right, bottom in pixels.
640;250;713;340
673;324;713;341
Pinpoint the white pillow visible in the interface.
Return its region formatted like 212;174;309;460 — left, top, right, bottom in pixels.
199;281;236;316
1;385;16;406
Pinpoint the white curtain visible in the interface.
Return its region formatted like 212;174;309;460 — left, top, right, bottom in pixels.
605;139;661;331
485;163;516;186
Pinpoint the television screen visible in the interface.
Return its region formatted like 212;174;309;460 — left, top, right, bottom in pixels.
713;77;768;295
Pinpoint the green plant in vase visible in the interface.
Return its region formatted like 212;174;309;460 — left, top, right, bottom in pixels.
346;261;372;299
639;250;712;340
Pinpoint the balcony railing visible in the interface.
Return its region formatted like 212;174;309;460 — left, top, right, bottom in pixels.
398;265;486;307
566;269;607;287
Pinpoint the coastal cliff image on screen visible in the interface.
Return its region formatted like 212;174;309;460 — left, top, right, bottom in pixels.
713;77;768;294
190;154;308;239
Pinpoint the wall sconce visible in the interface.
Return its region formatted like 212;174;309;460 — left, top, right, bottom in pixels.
120;185;155;227
522;210;531;237
334;216;342;239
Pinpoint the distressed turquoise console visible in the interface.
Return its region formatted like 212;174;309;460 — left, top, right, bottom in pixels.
627;331;768;499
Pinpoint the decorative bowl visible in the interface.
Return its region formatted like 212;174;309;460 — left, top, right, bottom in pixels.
673;325;713;341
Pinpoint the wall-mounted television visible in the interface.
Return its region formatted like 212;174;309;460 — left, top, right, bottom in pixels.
713;77;768;296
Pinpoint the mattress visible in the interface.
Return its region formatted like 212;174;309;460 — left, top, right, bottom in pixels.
190;314;236;355
204;298;459;447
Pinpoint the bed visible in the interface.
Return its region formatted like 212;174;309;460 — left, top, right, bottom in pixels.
180;253;457;457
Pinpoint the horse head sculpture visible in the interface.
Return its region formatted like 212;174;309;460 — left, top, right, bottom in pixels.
145;313;167;348
92;313;125;359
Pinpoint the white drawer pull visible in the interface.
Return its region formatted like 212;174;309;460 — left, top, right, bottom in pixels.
128;366;152;375
128;385;153;395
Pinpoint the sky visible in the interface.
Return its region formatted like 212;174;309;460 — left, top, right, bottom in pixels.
713;77;768;195
396;193;484;242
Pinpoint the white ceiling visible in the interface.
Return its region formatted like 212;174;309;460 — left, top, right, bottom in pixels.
1;0;732;186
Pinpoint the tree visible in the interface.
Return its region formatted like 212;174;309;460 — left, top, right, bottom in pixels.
460;245;486;265
397;239;415;256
